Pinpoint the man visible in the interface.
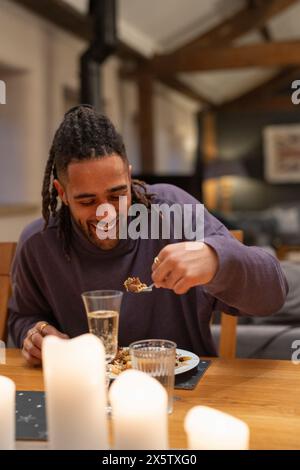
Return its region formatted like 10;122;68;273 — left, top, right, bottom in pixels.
8;105;288;366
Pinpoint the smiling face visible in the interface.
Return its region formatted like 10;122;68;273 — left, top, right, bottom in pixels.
54;155;132;250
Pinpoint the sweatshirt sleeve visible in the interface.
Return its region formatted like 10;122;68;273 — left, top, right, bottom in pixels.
203;211;288;317
151;184;288;317
8;236;58;348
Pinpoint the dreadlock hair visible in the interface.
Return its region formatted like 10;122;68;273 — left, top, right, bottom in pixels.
42;104;153;259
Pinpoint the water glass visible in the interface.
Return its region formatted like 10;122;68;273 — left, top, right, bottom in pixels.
129;339;176;414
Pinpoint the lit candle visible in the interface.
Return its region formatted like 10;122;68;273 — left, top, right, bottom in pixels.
0;376;15;450
109;370;168;449
43;333;108;450
184;406;249;450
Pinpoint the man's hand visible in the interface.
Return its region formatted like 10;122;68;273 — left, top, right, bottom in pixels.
151;241;219;295
22;322;69;366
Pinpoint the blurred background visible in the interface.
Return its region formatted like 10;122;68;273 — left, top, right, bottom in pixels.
1;0;300;256
1;0;300;359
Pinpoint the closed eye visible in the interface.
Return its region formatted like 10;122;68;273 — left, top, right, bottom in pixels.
79;200;96;206
109;191;128;201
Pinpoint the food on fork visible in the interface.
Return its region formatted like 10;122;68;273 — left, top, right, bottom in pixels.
124;276;148;293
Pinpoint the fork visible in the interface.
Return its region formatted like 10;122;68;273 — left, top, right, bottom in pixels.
139;282;155;292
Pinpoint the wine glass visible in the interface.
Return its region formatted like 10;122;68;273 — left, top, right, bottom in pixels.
81;290;123;412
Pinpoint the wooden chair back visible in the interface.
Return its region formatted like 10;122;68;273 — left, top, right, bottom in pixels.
219;230;243;359
0;242;17;341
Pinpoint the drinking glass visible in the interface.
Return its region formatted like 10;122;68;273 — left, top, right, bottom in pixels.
81;290;123;411
129;339;176;414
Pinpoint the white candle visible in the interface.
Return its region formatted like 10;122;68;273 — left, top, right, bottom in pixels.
184;406;249;450
0;376;15;450
109;370;168;450
43;333;108;450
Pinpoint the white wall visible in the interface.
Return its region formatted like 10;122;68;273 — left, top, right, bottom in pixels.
119;80;199;175
120;80;141;172
0;0;87;241
154;83;198;175
0;70;29;203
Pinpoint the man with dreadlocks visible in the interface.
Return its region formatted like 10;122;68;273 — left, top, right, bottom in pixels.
8;105;287;366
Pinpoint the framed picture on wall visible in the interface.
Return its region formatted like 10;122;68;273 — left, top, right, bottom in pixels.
263;124;300;183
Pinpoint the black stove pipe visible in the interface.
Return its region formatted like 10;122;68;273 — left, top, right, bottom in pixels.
80;0;117;109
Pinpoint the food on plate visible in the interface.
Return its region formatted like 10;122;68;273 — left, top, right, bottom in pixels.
110;348;192;376
176;355;192;365
110;348;132;375
124;277;147;293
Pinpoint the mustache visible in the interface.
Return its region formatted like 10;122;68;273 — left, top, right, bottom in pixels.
88;217;119;232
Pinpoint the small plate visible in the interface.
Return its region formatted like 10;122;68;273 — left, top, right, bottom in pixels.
109;348;199;379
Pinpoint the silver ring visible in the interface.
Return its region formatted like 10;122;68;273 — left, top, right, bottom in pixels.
154;256;160;265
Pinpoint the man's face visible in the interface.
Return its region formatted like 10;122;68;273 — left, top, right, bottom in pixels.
54;155;132;250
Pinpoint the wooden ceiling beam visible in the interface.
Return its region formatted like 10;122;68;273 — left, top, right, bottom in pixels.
259;24;272;41
14;0;298;106
220;95;298;113
247;0;273;41
151;0;297;106
119;63;211;106
165;0;298;55
217;66;300;111
159;76;210;105
152;40;300;74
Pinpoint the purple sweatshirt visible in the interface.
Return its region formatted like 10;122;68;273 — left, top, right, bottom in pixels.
8;184;288;357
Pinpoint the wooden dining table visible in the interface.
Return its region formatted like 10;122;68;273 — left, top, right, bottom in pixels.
1;349;300;450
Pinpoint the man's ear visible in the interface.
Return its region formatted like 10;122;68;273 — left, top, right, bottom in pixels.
53;179;68;205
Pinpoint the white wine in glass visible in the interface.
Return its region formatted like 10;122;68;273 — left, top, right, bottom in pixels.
87;310;119;364
81;290;123;414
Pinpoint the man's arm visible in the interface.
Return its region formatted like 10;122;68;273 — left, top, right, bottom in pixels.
203;230;288;316
8;237;68;365
151;208;288;317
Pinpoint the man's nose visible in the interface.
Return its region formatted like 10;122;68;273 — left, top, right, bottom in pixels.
96;203;116;222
